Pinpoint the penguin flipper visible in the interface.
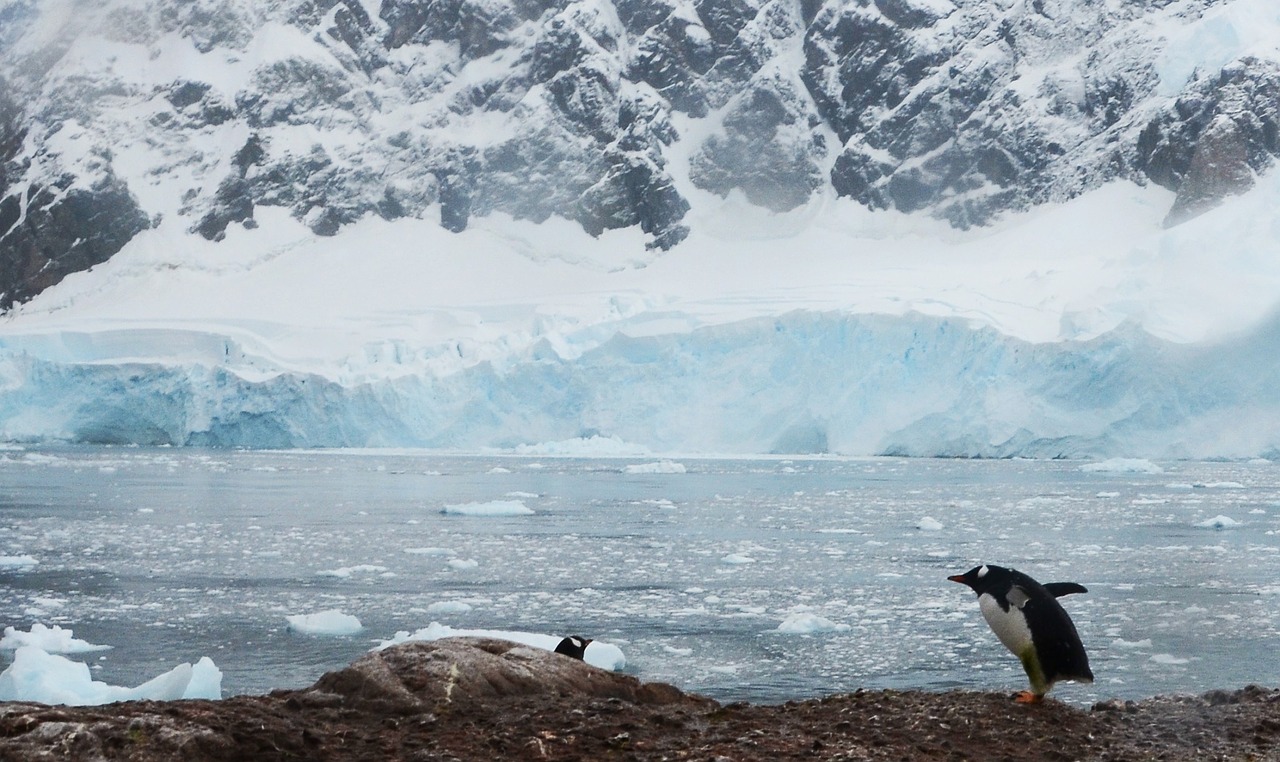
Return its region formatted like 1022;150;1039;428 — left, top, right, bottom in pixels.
1043;582;1088;598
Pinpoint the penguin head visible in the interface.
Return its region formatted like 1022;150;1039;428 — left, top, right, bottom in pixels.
554;635;592;659
947;564;1012;594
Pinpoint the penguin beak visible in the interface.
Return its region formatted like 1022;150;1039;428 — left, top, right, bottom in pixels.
947;574;966;584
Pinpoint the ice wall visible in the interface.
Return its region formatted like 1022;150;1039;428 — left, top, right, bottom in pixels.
3;310;1279;459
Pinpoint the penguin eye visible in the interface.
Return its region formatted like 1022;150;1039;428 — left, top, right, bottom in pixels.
977;565;989;578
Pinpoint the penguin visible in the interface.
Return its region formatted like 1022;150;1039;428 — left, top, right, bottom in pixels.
948;564;1093;703
553;635;592;660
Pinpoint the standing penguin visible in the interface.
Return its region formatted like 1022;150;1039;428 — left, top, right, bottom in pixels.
948;564;1093;703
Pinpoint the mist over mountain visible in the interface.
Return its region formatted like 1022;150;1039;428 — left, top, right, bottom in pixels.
2;0;1277;308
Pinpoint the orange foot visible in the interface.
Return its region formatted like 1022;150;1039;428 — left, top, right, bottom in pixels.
1014;691;1044;704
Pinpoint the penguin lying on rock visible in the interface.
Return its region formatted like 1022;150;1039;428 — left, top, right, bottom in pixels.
949;564;1093;703
553;635;592;659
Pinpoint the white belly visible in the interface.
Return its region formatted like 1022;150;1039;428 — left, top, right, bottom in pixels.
978;592;1033;656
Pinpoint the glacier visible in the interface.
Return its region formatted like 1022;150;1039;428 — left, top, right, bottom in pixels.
4;0;1280;458
2;173;1280;458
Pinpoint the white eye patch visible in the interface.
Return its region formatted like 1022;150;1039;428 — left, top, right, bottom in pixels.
977;565;989;578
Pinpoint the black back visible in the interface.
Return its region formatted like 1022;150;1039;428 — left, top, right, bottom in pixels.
951;565;1093;683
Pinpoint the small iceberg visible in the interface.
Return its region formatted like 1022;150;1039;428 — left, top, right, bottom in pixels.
1195;515;1242;529
776;613;851;635
0;624;111;654
1081;458;1164;474
441;500;534;516
0;647;221;705
623;460;686;474
286;610;364;637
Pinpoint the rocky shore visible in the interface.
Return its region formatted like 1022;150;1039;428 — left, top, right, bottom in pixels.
1;637;1277;760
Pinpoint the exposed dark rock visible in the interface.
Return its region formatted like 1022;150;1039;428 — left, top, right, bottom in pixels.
0;638;1277;761
1163;114;1256;227
0;74;24;207
1136;57;1280;226
429;145;475;233
691;78;827;211
380;0;527;58
7;1;1280;306
0;172;150;310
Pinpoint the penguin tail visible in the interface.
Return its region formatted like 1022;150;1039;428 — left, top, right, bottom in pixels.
1061;666;1094;684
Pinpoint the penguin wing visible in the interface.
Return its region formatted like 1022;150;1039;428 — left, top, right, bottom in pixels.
1043;582;1088;598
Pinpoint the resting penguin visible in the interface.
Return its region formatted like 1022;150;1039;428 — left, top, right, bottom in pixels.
948;564;1093;702
554;635;592;659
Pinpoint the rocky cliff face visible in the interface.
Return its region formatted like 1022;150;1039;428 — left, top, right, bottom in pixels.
2;0;1279;309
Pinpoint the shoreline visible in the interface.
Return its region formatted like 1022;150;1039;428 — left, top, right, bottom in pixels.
1;638;1277;761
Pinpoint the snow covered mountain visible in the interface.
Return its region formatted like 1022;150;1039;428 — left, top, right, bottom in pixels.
2;0;1280;457
4;0;1280;304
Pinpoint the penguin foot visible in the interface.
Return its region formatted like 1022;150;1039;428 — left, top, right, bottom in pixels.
1013;691;1044;704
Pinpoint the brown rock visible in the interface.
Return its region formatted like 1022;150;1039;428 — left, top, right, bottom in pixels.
1165;114;1256;227
0;638;1277;760
309;637;695;711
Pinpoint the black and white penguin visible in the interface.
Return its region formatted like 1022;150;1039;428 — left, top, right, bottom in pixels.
554;635;592;660
948;564;1093;702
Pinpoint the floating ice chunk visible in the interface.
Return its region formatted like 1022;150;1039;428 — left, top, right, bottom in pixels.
448;558;479;570
373;622;626;671
1204;481;1245;489
184;657;223;700
663;645;694;656
512;435;651;456
1111;638;1153;649
426;601;473;614
720;553;756;564
317;564;390;578
286;610;363;637
915;516;944;531
1150;653;1190;665
1195;515;1242;529
441;500;534;516
1096;491;1121;498
0;555;38;569
776;613;851;634
0;647;221;705
1;624;111;654
1081;458;1164;474
624;460;686;474
403;547;452;555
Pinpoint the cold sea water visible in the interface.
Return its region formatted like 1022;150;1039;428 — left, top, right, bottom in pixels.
1;447;1278;706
